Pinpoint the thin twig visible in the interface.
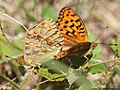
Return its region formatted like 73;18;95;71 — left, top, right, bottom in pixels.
89;58;120;68
0;22;11;44
0;75;20;89
0;10;28;32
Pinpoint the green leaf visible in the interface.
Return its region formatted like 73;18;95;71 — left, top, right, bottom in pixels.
16;26;26;34
24;8;36;22
43;59;69;74
41;5;57;20
12;38;24;51
78;84;93;90
88;31;102;60
34;68;65;82
0;34;23;63
89;63;105;73
66;68;93;88
0;39;22;56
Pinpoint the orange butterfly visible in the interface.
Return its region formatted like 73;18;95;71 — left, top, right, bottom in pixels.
54;7;97;66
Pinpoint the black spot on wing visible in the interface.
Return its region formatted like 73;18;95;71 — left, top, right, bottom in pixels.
76;22;82;29
66;14;69;16
78;31;85;34
70;19;74;22
70;24;75;28
80;28;84;30
71;30;75;35
64;25;67;28
75;19;80;23
71;13;76;16
60;29;63;31
66;31;70;35
65;21;69;24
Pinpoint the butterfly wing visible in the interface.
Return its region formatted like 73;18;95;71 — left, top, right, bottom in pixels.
24;19;63;64
56;7;88;45
54;7;89;59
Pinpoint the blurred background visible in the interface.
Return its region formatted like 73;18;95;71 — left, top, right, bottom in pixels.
0;0;120;89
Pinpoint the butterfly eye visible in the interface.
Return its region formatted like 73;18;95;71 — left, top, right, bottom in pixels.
91;42;97;49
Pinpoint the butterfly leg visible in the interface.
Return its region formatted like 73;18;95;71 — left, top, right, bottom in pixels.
81;55;90;69
84;55;89;62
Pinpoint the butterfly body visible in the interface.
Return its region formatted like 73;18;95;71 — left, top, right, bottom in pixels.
54;42;92;59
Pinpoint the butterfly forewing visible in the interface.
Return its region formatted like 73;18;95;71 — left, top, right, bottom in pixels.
54;7;90;59
56;7;88;44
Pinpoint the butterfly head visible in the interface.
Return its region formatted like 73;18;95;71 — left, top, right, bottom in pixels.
91;42;98;50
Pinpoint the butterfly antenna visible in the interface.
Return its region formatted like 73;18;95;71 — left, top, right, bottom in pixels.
93;26;117;46
96;42;117;46
94;26;108;43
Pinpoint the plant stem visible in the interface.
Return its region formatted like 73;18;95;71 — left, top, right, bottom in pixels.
89;58;120;67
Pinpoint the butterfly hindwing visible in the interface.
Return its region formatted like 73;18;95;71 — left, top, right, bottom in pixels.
24;19;63;64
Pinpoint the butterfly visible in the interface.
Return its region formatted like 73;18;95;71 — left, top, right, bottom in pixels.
16;19;64;65
54;7;97;66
